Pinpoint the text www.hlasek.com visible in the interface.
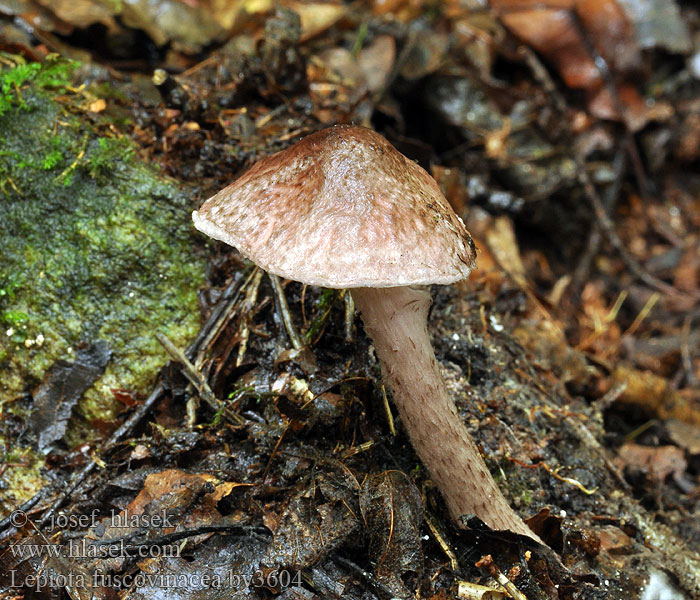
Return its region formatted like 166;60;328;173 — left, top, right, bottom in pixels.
10;537;180;559
9;569;303;591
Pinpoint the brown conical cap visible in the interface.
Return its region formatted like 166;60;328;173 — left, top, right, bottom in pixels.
192;124;475;288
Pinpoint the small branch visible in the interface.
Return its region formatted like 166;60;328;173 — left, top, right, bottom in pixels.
156;332;244;425
195;268;260;369
269;273;304;350
92;522;268;550
236;268;263;366
570;149;625;295
680;315;697;387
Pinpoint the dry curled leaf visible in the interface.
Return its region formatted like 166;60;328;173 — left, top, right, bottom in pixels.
491;0;651;129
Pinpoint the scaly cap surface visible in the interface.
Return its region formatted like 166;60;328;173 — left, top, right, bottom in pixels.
192;124;475;288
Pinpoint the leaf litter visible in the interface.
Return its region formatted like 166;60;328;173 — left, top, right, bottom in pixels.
1;0;700;598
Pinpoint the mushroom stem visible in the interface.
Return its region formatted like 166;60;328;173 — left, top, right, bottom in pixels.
350;285;538;541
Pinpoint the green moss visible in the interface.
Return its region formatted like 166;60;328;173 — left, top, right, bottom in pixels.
303;288;339;344
518;488;533;507
1;309;28;326
0;443;45;505
0;55;73;116
88;136;134;178
0;57;206;511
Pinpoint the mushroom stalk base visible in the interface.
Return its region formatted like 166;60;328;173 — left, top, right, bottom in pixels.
351;285;537;540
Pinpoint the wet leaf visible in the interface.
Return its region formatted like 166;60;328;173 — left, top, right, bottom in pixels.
616;442;687;483
265;462;361;570
665;419;700;455
31;340;111;451
612;365;700;427
482;215;527;286
127;535;269;600
615;0;691;53
513;319;591;387
359;471;423;597
34;0;118;29
491;0;651;128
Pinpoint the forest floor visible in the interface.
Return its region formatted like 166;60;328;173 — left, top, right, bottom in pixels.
0;1;699;599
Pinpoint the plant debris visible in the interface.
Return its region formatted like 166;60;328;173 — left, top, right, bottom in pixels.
1;0;699;598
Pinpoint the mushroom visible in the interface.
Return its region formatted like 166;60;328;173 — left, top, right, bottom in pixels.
192;124;538;541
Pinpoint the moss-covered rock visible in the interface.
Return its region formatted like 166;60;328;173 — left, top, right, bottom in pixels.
0;57;205;507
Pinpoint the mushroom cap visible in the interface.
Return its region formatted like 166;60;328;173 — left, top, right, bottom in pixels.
192;124;476;288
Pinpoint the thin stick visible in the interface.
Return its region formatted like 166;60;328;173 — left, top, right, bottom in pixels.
269;273;304;350
425;512;458;571
156;333;243;425
623;292;660;337
344;290;355;342
380;384;396;437
576;159;684;297
195;267;260;369
681;315;697;387
236;268;263;366
571;149;625;294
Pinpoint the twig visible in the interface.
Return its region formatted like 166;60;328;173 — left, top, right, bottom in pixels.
195;268;259;369
680;315;697;387
156;332;244;425
92;522;268;549
570;149;625;294
261;421;290;483
475;554;528;600
517;44;567;113
380;385;396;437
236;268;264;366
575;161;683;297
269;273;304;350
0;490;43;537
425;512;458;570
